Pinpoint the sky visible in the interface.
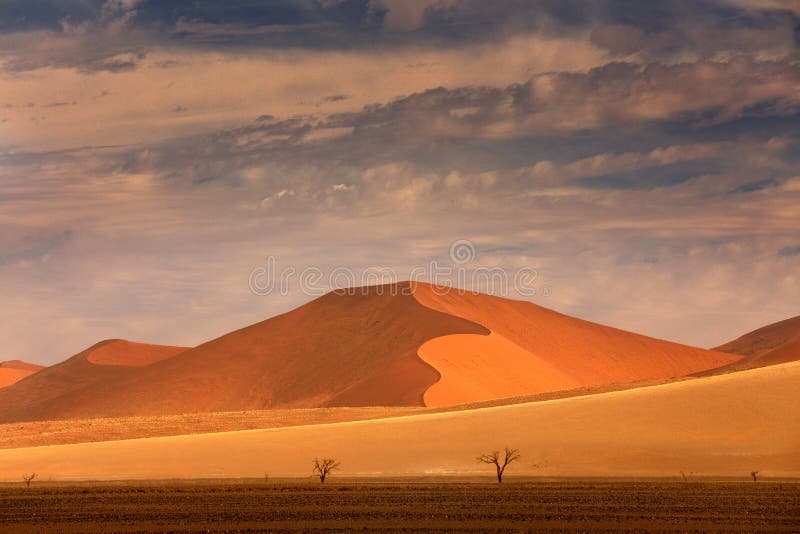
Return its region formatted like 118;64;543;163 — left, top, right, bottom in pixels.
1;0;799;364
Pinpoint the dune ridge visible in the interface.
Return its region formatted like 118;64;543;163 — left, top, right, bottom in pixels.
86;340;188;367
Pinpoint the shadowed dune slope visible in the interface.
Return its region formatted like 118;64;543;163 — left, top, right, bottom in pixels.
0;341;188;421
1;361;797;480
0;283;487;422
715;315;800;358
412;284;740;405
706;316;800;373
0;360;44;389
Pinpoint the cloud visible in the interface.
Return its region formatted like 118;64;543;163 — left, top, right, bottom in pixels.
779;245;800;256
729;179;780;193
0;229;73;265
2;0;799;365
376;0;457;31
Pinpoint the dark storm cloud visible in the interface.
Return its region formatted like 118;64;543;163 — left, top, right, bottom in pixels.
0;0;797;75
0;0;101;32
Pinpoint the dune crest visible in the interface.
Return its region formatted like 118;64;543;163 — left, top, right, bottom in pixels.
86;340;188;367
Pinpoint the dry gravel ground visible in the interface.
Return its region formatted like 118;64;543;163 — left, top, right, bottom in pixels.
0;481;798;532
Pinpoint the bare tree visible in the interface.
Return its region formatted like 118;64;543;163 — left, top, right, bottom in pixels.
477;447;521;483
313;458;340;483
751;470;760;483
22;473;37;488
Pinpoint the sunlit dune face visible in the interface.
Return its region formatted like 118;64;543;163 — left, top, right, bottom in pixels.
0;368;35;389
418;331;581;406
0;361;42;388
411;283;740;405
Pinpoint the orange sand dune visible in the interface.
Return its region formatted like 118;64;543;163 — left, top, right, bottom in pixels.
1;361;796;481
0;282;747;422
411;284;739;405
0;360;44;372
715;315;800;358
0;360;44;388
0;340;187;422
0;369;34;389
0;283;486;422
707;316;800;374
755;331;800;366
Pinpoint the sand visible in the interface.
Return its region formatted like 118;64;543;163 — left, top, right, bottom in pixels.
0;283;487;422
412;284;740;404
715;315;800;358
0;282;754;421
700;317;800;375
1;360;796;481
0;340;189;422
0;368;35;389
86;340;188;366
418;332;580;406
0;360;43;388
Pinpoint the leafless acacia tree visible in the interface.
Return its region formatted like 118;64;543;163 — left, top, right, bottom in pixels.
751;470;760;483
313;458;340;483
22;473;37;488
477;447;521;483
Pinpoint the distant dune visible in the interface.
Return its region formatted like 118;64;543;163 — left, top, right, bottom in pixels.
0;282;747;422
701;316;800;375
85;340;188;367
413;284;739;405
0;360;44;389
0;360;44;372
715;315;800;358
0;341;187;422
1;360;796;480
